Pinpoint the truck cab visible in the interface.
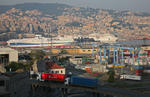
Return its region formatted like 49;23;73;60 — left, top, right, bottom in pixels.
36;72;44;81
64;77;70;85
30;72;44;81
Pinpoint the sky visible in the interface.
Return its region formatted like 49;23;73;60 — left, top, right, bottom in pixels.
0;0;150;12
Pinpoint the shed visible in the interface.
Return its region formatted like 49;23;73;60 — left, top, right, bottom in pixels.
49;64;66;74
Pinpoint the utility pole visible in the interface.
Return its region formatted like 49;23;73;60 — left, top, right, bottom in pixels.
50;27;52;53
49;27;52;54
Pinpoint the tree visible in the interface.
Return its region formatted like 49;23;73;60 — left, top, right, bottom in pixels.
107;69;115;83
5;62;24;72
59;49;68;54
58;57;69;66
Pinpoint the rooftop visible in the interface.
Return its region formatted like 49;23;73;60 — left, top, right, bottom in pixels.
50;64;64;69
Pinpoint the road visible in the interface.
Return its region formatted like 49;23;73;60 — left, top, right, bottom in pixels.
32;81;150;97
6;63;150;97
7;72;63;97
35;60;150;97
37;60;47;72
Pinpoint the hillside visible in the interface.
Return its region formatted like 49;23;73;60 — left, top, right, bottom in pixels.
0;3;71;15
0;3;150;41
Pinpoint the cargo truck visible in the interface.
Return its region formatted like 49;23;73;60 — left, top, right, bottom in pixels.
31;72;98;88
64;76;98;88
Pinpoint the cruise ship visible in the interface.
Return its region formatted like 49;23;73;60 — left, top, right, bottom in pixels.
88;33;118;43
7;35;74;49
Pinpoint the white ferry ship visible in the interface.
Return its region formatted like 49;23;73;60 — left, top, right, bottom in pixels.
7;35;74;49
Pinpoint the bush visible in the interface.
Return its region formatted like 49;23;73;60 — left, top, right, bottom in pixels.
59;49;68;54
5;62;25;72
107;69;115;83
30;50;45;61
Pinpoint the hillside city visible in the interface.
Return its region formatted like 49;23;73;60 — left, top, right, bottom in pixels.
0;3;150;41
1;3;150;97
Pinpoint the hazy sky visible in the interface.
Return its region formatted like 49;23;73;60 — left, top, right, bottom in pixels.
0;0;150;12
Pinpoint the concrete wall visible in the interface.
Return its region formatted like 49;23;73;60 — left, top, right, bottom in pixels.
69;58;82;65
0;47;18;62
91;64;108;73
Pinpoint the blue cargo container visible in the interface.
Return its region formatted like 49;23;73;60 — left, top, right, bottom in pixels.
145;66;150;70
136;66;144;69
108;57;113;64
69;76;98;87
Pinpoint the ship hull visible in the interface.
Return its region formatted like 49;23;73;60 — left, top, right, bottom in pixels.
7;35;74;49
10;45;72;49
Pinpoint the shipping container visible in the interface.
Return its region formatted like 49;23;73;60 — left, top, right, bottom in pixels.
136;69;143;76
84;61;90;64
148;51;150;57
143;70;150;73
85;67;91;71
65;76;98;88
93;72;101;77
41;73;65;82
136;72;141;76
108;57;113;64
145;66;150;70
135;66;144;69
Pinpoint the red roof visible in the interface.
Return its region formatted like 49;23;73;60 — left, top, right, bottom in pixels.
50;64;64;69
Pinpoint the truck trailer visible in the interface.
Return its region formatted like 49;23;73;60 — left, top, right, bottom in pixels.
120;74;141;80
65;76;98;88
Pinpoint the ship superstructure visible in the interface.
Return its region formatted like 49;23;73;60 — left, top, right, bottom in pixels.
7;35;74;49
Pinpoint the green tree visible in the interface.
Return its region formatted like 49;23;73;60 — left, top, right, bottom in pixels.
59;49;68;54
58;57;69;66
5;62;24;72
23;61;33;71
107;69;115;83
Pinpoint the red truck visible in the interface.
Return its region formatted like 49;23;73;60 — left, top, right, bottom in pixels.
37;73;66;82
31;72;98;88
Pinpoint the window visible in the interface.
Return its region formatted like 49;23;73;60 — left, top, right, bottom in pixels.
61;70;63;73
51;71;54;73
88;50;91;51
56;71;59;74
0;80;5;86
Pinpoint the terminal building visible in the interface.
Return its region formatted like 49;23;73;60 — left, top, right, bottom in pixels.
0;47;18;72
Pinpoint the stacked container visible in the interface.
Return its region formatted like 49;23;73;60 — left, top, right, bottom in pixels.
143;66;150;73
108;57;113;64
148;51;150;57
135;66;144;76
